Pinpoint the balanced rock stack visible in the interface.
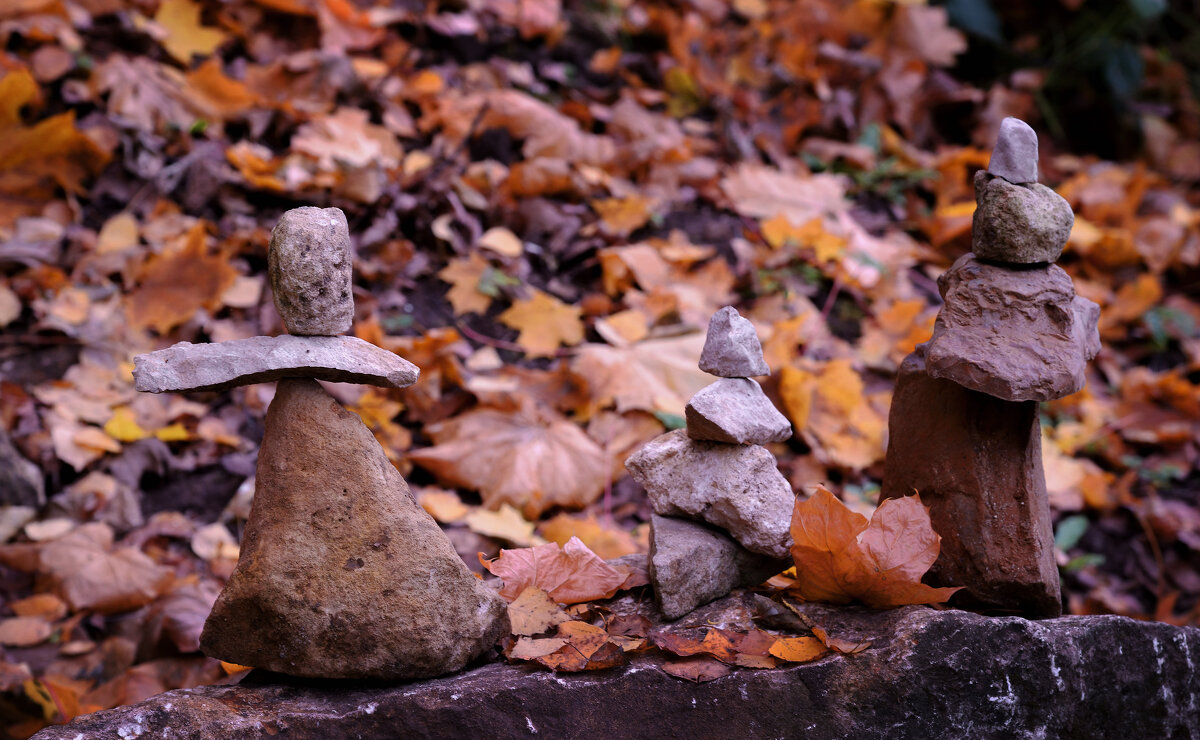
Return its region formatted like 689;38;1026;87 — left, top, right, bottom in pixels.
881;118;1101;618
133;208;508;679
627;307;794;619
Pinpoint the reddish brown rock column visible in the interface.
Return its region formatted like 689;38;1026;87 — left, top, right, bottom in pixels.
881;349;1060;617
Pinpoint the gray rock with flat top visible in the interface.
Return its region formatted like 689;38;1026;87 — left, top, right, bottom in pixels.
650;514;789;619
988;117;1039;184
625;429;793;559
269;207;354;336
133;334;418;393
699;306;769;377
685;378;791;445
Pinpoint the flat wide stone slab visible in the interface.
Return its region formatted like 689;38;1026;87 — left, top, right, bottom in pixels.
35;605;1200;738
133;335;419;393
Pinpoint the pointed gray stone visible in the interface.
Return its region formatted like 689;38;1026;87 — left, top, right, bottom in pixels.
650;514;789;620
270;207;354;336
988;117;1039;184
699;307;769;378
685;378;791;445
625;429;793;559
133;335;418;393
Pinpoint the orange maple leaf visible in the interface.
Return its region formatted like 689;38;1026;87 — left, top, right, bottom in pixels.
498;289;584;357
789;487;960;608
125;223;237;334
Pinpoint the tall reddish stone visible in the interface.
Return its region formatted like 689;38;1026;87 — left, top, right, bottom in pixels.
880;349;1061;617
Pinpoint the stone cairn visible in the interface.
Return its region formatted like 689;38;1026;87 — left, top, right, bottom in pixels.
133;207;508;679
881;118;1101;618
627;307;794;619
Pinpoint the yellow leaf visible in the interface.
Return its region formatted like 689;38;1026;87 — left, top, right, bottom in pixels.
768;636;828;663
538;513;639;559
499;289;584;357
478;226;524;258
96;212;139;254
438;252;494;315
779;360;887;471
507;586;572;636
155;0;228;63
103;407;149;443
464;503;543;546
417;488;470;523
592;195;653;237
155;423;192;442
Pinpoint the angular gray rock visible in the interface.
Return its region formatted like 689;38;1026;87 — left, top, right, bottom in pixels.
625;429;793;559
972;172;1074;264
133;334;418;393
685;378;791;445
200;379;508;679
39;600;1200;739
987;117;1039;184
924;254;1100;402
0;427;43;507
698;306;769;377
269;207;354;336
650;514;789;619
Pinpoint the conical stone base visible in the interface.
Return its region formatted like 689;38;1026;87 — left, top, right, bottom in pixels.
200;378;508;679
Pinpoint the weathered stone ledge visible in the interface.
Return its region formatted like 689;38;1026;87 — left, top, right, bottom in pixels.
34;606;1200;739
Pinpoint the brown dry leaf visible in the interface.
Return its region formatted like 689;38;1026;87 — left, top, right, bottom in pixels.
417;488;470;523
721;163;848;224
184;58;261;120
155;0;228;63
572;334;713;416
661;656;731;683
526;621;626;672
478;227;524;258
96;213;139;254
38;522;171;614
10;593;68;620
778;360;888;471
411;404;607;517
507;586;572;636
498;290;584;357
125;223;237;334
789;487;960;608
481;536;630;604
538;513;639;560
485;0;563;38
592;195;654;237
438;253;495;315
768;635;828;663
509;636;568;661
652;628;740;663
0;617;53;647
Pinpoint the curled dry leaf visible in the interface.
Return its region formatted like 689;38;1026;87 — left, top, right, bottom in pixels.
789;487;960;609
481;536;631;605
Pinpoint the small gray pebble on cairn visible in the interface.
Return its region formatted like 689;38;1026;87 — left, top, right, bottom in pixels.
881;118;1101;618
132;207;508;679
626;307;793;619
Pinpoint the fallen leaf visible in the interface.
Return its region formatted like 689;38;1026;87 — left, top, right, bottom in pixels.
155;0;228;63
509;636;568;660
96;213;139;254
465;504;543;547
125;223;237;334
789;487;960;608
438;253;495;315
572;334;713;416
498;290;584;357
533;621;626;672
189;523;238;561
38;522;171;614
0;617;52;647
103;407;149;444
661;656;731;683
482;536;630;604
417;488;470;523
592;195;653;237
768;636;828;663
10;593;68;620
778;360;888;471
411;404;608;517
478;226;524;258
652;628;739;663
507;587;572;636
538;514;639;559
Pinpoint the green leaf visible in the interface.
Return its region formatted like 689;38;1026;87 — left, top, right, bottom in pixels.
652;411;685;430
1055;514;1089;551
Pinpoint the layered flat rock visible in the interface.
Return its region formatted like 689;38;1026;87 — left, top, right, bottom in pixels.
924;254;1100;402
972;172;1074;264
650;514;789;619
626;429;793;559
685;378;791;444
987;117;1039;184
699;306;769;377
882;348;1061;617
133;335;418;393
269;207;354;336
200;379;508;679
40;601;1200;739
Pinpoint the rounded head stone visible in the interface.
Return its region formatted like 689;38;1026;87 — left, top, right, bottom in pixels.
269;207;353;336
972;172;1073;264
988;117;1039;184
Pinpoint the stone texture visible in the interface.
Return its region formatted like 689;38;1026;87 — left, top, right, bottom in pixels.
972;172;1074;264
924;254;1100;402
39;601;1200;740
698;306;769;377
625;429;793;558
133;334;418;393
650;514;789;619
200;379;508;679
269;207;354;336
0;427;43;507
987;117;1039;184
881;348;1061;617
685;378;792;444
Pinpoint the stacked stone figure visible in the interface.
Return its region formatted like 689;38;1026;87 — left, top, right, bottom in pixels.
133;207;508;679
881;118;1101;618
626;307;794;619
